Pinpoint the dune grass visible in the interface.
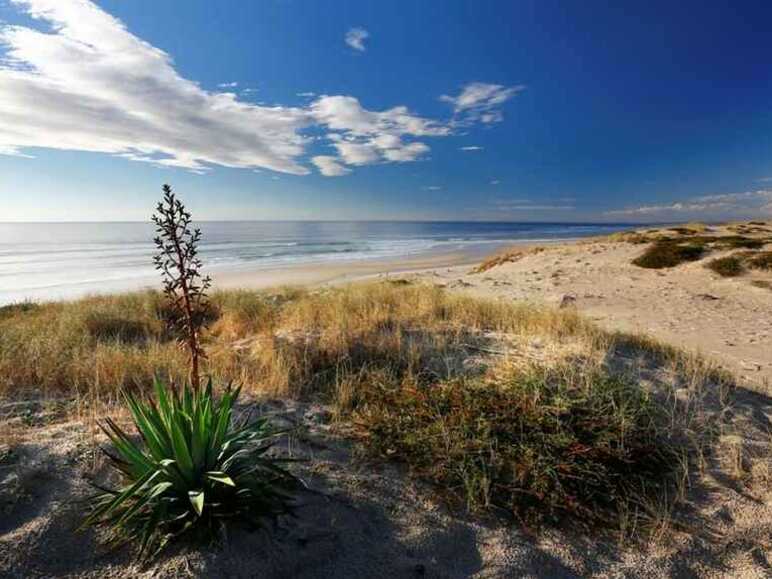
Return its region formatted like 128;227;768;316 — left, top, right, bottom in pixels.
470;247;545;273
631;234;769;270
0;283;586;400
747;251;772;271
631;241;707;269
0;282;730;536
706;256;746;277
354;364;685;529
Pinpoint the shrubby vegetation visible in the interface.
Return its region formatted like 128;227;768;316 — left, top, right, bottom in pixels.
84;380;297;558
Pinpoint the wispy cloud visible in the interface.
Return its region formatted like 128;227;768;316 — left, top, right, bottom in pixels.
606;190;772;218
345;27;369;52
0;1;516;177
422;185;442;191
441;82;525;124
758;177;772;183
460;145;483;151
469;197;576;218
489;179;500;185
217;81;239;88
310;156;350;177
296;91;316;98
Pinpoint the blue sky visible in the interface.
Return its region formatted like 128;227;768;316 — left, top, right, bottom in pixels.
1;0;771;222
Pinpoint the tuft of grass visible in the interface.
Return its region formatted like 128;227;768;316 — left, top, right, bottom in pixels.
706;256;745;277
353;363;684;531
750;280;772;291
632;241;706;269
0;300;39;321
747;251;772;271
714;236;766;250
471;247;545;273
83;379;298;559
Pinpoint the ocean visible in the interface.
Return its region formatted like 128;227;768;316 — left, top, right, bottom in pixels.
0;221;635;305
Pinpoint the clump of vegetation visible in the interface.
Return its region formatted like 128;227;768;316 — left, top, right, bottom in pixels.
471;247;545;273
354;364;684;531
152;184;212;389
630;231;769;270
715;236;766;250
0;300;39;320
83;380;297;558
706;256;745;277
81;186;298;559
632;240;706;269
751;280;772;290
747;251;772;270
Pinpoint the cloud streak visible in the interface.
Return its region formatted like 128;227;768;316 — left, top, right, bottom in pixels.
606;190;772;218
441;82;525;124
0;1;516;177
345;27;369;52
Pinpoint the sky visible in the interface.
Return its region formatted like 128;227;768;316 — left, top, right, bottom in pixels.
0;0;771;222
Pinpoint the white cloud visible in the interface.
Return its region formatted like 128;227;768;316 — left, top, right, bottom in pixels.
0;0;311;174
758;177;772;183
460;145;483;151
441;82;525;124
311;155;351;177
0;1;518;177
606;190;772;218
345;27;369;52
422;185;442;191
297;91;316;98
490;179;500;185
310;95;446;169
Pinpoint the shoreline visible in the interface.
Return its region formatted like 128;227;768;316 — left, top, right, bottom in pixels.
1;240;559;305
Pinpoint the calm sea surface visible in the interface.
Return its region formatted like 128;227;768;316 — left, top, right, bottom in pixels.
0;221;635;304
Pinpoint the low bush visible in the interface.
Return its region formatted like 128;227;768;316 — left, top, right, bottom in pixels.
632;241;706;269
706;256;745;277
747;251;772;270
353;365;683;530
83;379;298;558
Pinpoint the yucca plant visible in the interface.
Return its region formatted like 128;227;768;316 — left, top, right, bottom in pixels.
83;379;298;559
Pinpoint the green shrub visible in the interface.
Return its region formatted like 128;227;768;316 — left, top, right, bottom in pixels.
354;368;681;530
632;241;706;269
715;236;766;250
83;379;298;559
706;256;745;277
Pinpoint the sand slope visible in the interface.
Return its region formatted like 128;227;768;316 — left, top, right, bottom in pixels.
409;229;772;392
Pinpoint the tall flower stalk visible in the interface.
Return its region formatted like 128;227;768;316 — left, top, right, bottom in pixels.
152;184;211;390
